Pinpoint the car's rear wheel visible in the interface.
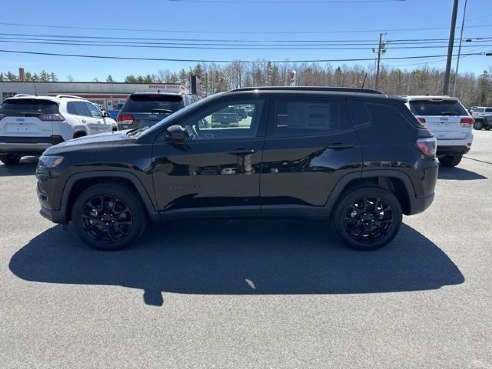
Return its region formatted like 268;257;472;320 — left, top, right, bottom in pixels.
71;183;146;250
0;154;21;166
332;186;402;250
438;154;462;167
474;120;483;130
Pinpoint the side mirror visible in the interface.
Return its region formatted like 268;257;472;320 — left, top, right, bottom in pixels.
166;124;190;142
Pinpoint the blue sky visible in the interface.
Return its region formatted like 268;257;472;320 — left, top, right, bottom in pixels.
0;0;491;81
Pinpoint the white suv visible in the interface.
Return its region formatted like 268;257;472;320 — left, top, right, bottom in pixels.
403;96;474;167
0;94;117;165
469;106;492;130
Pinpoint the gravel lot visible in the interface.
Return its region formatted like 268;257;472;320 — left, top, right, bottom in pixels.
1;131;491;369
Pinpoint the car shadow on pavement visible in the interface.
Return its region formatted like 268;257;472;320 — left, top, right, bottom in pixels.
0;157;37;177
438;166;487;180
9;220;464;306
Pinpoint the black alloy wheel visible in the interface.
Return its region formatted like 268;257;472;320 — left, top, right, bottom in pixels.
474;121;483;130
72;183;146;250
333;186;402;250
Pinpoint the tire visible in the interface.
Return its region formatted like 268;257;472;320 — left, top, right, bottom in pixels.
438;154;462;167
0;154;21;166
332;185;402;251
474;120;483;130
71;183;147;250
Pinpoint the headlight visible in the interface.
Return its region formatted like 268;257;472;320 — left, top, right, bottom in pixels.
39;155;64;168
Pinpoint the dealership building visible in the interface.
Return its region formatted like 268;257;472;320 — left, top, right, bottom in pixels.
0;81;189;110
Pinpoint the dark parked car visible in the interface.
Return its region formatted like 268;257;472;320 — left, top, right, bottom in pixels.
211;106;239;127
36;87;438;251
116;92;196;130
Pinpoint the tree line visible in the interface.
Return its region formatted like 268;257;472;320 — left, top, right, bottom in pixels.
1;61;491;107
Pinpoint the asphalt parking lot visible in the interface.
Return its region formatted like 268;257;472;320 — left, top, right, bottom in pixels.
1;131;491;369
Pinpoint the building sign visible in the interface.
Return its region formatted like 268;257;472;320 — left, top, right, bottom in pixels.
147;84;189;93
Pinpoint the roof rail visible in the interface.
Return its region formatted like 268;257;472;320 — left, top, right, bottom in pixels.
13;93;35;98
55;94;85;99
232;86;383;94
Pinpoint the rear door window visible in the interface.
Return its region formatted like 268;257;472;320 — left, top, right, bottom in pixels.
271;98;344;137
67;101;91;117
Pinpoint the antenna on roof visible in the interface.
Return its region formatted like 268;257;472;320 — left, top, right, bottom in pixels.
33;85;38;96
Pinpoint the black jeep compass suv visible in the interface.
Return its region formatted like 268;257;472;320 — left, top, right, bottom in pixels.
36;87;438;251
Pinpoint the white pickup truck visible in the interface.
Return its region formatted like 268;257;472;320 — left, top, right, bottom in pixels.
470;106;492;130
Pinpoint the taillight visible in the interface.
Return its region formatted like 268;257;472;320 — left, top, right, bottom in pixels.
416;137;437;157
117;114;134;122
460;117;474;127
39;113;65;121
417;117;426;125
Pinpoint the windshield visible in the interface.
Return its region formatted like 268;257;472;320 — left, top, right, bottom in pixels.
0;99;59;116
122;94;185;113
409;100;468;116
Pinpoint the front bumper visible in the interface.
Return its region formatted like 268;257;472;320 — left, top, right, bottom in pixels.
37;181;66;224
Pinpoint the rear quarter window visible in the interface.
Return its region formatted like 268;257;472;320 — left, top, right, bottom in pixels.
348;99;418;142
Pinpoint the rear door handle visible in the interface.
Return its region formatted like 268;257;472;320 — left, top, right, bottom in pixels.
229;148;257;155
326;143;354;150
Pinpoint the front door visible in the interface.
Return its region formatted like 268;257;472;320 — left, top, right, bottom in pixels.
151;97;265;217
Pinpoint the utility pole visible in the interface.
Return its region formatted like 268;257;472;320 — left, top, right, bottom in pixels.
452;0;468;96
443;0;459;95
374;33;386;91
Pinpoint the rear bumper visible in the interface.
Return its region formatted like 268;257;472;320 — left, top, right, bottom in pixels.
0;136;64;155
436;145;471;156
409;192;435;215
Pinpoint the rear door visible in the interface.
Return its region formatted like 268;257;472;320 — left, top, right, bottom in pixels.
260;95;362;214
408;98;469;140
66;101;99;134
0;98;56;138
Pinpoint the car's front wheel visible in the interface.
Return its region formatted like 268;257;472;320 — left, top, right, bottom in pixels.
0;154;21;166
438;154;462;167
332;185;402;250
71;183;147;250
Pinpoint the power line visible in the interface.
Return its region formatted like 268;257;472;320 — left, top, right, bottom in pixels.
0;48;485;64
165;0;406;3
0;32;491;48
0;21;491;35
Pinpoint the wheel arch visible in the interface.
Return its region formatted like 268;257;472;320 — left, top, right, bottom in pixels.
326;171;414;217
60;171;158;223
72;130;87;138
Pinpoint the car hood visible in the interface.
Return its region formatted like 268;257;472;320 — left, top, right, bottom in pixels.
43;131;136;155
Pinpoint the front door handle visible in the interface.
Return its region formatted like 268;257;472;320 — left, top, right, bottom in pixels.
229;148;257;155
326;143;354;150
